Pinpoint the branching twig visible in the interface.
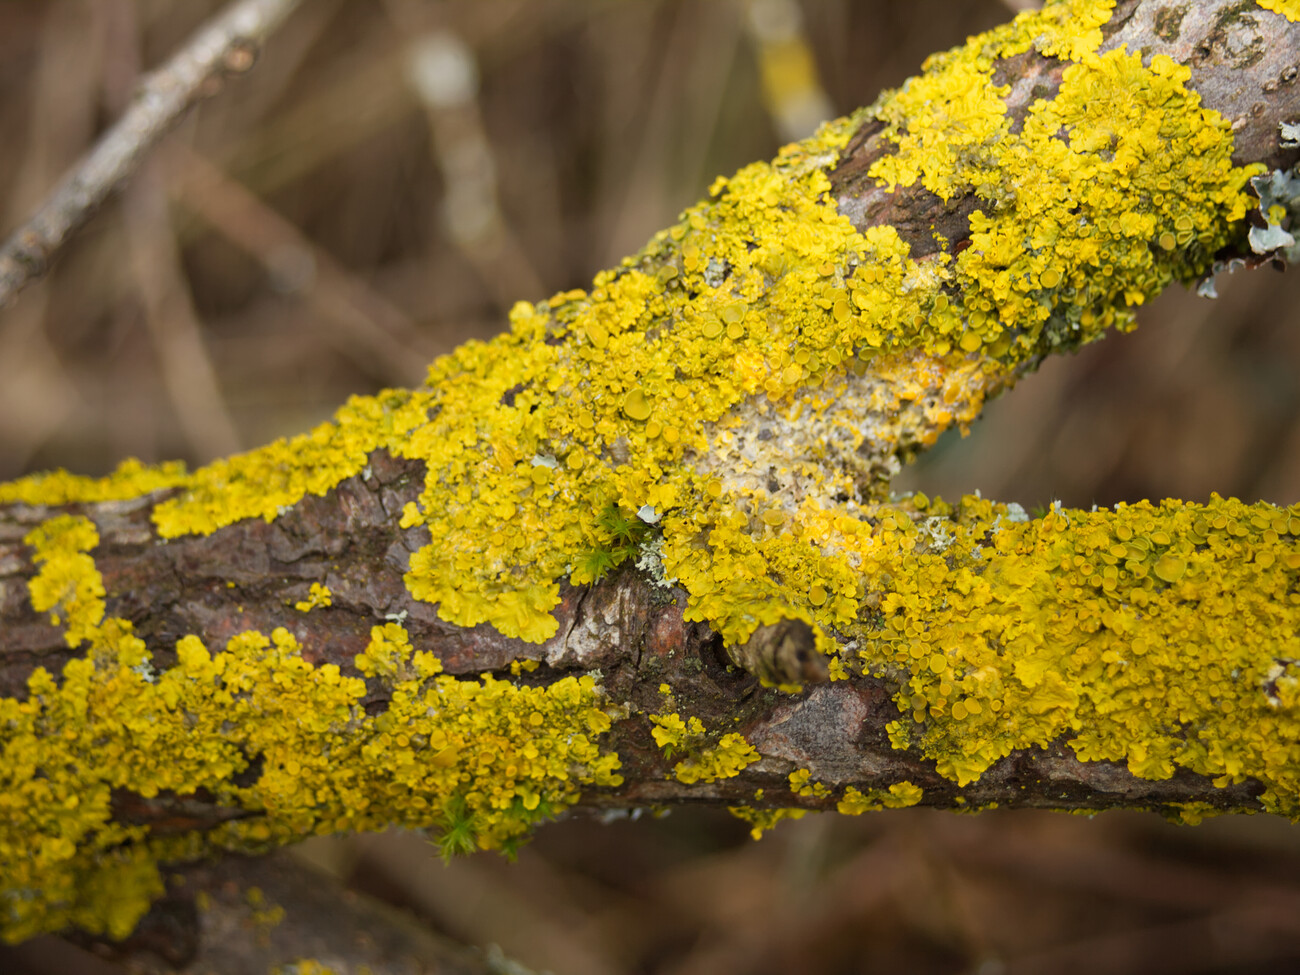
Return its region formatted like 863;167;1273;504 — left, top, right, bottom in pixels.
0;0;303;308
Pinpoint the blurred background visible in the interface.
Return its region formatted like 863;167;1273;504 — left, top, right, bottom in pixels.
3;0;1300;972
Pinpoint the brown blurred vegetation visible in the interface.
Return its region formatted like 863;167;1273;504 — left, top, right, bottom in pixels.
3;1;1300;972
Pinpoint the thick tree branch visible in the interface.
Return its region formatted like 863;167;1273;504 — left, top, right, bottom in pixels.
0;0;302;308
2;0;1300;955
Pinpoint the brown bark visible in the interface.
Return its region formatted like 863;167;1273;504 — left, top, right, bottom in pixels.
0;444;1268;822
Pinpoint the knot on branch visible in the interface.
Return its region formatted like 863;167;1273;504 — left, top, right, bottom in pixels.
728;617;829;686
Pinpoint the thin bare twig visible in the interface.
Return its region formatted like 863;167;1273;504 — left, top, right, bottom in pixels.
0;0;303;309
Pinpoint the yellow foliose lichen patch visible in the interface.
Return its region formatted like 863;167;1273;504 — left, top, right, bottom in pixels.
2;522;622;943
0;458;188;506
649;711;761;784
648;712;705;756
728;805;807;840
151;389;431;538
24;515;107;649
1;0;1284;831
674;732;761;786
0;2;1262;670
837;781;924;815
387;0;1256;652
293;582;332;613
870;17;1259;360
1258;0;1300;22
788;768;831;799
851;495;1300;814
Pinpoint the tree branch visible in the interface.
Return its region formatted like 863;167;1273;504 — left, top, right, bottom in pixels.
0;0;302;308
2;0;1300;955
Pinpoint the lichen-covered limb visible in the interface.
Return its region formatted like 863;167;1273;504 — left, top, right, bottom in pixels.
0;0;303;308
2;0;1300;949
1;464;1298;945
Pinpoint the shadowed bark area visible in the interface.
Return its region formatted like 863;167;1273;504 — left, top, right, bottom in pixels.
4;853;498;975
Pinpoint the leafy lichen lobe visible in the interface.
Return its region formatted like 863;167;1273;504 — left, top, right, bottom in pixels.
1258;0;1300;22
851;494;1300;815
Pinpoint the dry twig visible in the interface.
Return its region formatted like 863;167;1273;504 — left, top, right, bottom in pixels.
0;0;303;308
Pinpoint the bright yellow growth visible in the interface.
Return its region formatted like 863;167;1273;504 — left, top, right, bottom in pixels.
0;0;1292;942
0;1;1259;660
293;582;332;613
649;712;760;784
856;494;1300;814
24;515;107;649
673;733;761;785
1258;0;1300;22
1;518;621;943
728;805;808;840
0;457;188;506
838;782;924;815
788;768;831;799
871;26;1258;357
649;712;705;754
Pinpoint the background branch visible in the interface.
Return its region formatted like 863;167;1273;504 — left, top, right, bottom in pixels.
0;0;302;309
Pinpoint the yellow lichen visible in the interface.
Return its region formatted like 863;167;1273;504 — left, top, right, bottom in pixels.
24;515;106;649
788;768;831;799
0;0;1289;940
727;805;807;840
837;782;924;814
0;2;1259;670
674;732;761;785
1258;0;1300;22
293;582;332;613
648;712;705;756
649;712;760;784
1;525;622;943
0;457;188;506
857;495;1300;813
871;29;1258;358
1165;802;1225;826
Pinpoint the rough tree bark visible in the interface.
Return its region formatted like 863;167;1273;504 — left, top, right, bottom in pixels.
3;0;1300;967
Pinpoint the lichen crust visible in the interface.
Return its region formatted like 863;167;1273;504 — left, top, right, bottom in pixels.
0;1;1262;664
1;517;622;943
649;711;762;784
1258;0;1300;23
850;493;1300;815
0;0;1292;940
